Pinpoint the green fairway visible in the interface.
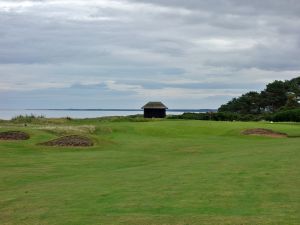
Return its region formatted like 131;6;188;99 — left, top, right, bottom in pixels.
0;119;299;225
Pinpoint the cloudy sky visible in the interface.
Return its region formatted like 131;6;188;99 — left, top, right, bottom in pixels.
0;0;299;109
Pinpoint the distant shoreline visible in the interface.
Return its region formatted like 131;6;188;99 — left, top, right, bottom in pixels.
0;108;217;112
27;109;217;112
0;109;217;120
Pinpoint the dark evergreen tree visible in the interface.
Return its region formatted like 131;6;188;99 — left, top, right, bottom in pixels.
218;76;300;114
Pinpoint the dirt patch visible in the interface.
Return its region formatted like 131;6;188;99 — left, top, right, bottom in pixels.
40;135;93;147
0;131;30;140
242;128;287;138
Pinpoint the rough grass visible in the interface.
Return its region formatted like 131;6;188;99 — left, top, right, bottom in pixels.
0;119;299;225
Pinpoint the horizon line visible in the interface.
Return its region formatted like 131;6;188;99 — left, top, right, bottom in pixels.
0;108;218;112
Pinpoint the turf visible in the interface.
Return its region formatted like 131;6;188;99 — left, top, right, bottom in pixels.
0;119;299;225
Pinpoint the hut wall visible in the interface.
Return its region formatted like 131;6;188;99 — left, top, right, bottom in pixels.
144;109;166;118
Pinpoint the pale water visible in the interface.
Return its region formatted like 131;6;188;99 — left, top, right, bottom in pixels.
0;109;209;120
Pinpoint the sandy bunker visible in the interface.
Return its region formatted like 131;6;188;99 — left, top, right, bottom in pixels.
41;135;93;147
0;131;30;140
242;128;287;138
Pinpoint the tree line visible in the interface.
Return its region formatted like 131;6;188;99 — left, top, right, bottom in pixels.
169;76;300;122
218;77;300;114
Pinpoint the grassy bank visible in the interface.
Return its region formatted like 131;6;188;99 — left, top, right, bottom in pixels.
0;118;299;225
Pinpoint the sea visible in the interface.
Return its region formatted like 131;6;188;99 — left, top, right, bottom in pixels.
0;109;216;120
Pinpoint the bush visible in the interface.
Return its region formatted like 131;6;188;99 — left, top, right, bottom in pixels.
166;115;182;119
167;112;272;122
11;114;45;123
271;108;300;122
94;114;150;122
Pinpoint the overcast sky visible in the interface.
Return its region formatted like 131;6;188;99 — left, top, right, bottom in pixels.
0;0;299;109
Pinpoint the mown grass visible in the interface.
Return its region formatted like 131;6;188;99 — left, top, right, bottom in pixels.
0;118;299;225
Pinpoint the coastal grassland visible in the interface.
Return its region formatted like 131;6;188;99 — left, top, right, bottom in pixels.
0;119;299;225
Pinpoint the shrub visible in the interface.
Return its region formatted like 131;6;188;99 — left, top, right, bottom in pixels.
167;112;271;122
166;115;182;119
271;108;300;122
11;114;45;123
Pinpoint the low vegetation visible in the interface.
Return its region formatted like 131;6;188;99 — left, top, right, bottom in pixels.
271;108;300;122
169;108;300;122
0;118;299;225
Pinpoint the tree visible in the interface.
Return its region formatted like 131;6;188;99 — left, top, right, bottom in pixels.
260;80;288;112
283;92;300;109
219;91;261;114
218;76;300;114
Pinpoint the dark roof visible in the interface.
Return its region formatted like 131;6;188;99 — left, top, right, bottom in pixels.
142;102;168;109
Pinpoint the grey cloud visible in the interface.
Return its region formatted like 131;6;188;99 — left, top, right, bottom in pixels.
131;0;300;17
0;0;299;108
116;80;265;91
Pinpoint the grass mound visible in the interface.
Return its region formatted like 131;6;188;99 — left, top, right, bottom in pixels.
0;131;30;140
40;135;93;147
242;128;287;138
